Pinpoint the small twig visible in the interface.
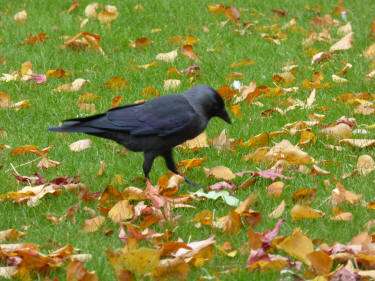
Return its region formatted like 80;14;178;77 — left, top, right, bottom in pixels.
10;163;20;175
6;157;41;173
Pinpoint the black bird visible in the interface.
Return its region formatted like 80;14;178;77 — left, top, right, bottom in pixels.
48;85;231;187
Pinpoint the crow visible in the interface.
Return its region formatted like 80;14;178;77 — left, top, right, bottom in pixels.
48;85;231;187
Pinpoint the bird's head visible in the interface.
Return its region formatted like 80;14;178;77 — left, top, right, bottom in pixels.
184;85;231;124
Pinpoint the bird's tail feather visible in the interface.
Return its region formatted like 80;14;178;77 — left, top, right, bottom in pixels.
48;121;103;133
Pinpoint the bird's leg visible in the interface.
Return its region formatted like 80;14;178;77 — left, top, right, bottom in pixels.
162;149;200;187
143;151;157;188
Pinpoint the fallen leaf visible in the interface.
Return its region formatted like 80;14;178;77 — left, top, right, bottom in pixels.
277;228;314;265
203;166;236;180
164;79;180;90
85;3;99;18
329;32;354;52
320;123;352;140
105;77;129;90
268;200;285;219
290;205;325;220
340;139;375;148
357;155;375;176
108;200;134;223
14;10;27;24
181;45;200;62
307;251;333;274
156;49;178;63
69;139;92;152
80;216;105;233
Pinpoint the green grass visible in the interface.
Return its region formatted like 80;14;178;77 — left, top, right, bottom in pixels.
1;0;375;280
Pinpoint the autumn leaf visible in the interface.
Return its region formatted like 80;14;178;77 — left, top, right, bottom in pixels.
181;45;200;62
156;49;178;63
80;216;105;233
105;77;129;90
203;166;236;180
108;200;134;223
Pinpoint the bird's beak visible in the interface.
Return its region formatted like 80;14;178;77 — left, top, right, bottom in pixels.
218;109;232;124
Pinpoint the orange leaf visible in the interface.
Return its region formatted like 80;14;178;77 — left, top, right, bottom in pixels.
105;77;129;90
130;37;151;49
10;145;38;156
206;4;225;17
183;35;199;45
224;6;240;25
181;45;200;62
66;261;98;281
248;227;262;249
229;104;242;118
230;59;255;68
291;189;317;205
110;95;123;109
0;91;10;108
193;210;213;226
267;182;284;198
307;251;333;274
142;86;159;97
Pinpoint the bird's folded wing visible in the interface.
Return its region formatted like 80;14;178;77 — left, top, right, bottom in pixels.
107;95;195;136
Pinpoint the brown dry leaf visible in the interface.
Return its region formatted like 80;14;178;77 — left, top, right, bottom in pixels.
265;139;314;165
310;164;331;176
85;3;99;18
105;77;129;90
66;261;98;281
108;200;134;223
142;86;159;98
179;132;208;151
242;146;270;165
272;72;295;87
110;95;123;109
0;229;26;242
64;32;104;55
226;72;244;81
229;104;242;118
291;189;317;205
225;6;240;25
230;59;255;68
330;183;362;205
156;49;178;63
302;72;331;89
217;84;238;102
203;166;236;181
80;215;105;233
290;205;325;220
97;5;119;24
212;129;233;151
277;228;314;265
37;157;62;170
77;92;99;104
193;210;213;226
365;43;375;59
69;139;92;152
320;123;352;141
267;181;284;198
357;155;375;176
307;251;333;274
330;212;353;221
268;200;285;219
164;79;181;90
0;92;10;108
130;37;151;49
183;35;199;45
206;4;225;17
181;45;200;62
340;139;375;148
329;32;354;52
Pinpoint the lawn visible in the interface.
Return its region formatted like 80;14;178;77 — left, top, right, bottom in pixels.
1;0;375;280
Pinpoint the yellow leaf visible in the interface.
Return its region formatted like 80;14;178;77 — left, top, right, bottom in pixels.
108;200;134;223
277;228;314;265
290;205;325;220
203;166;236;180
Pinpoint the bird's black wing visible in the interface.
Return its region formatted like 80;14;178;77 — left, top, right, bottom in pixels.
106;94;196;136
